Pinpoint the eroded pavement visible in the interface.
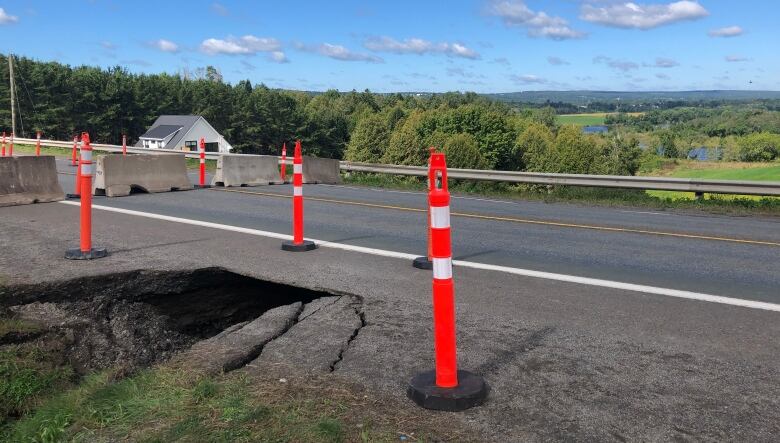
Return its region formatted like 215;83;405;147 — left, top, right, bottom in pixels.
1;202;779;442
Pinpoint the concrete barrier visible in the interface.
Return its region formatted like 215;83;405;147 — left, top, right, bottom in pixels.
0;156;65;207
93;154;193;197
302;156;342;184
211;154;283;187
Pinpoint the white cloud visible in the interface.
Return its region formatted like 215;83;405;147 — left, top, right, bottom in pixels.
492;57;511;67
547;56;570;66
511;74;547;84
725;55;750;62
708;26;743;38
656;73;671;80
211;2;229;16
594;55;639;72
201;35;281;55
300;43;383;63
446;67;486;79
152;39;180;53
487;1;586;40
653;57;679;68
364;37;479;59
268;51;289;64
580;1;708;30
100;41;116;50
0;7;19;24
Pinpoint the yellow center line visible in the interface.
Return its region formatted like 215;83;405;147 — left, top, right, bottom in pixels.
216;187;775;248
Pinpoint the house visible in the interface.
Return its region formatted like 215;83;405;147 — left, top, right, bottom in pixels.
136;115;233;153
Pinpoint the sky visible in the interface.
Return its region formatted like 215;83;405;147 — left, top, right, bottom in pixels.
1;0;778;92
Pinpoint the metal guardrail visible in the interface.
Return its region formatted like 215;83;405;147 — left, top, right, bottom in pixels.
17;137;780;197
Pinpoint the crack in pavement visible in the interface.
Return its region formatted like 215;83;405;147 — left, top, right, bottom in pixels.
329;297;366;373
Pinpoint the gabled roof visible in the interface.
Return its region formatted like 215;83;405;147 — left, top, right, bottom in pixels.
137;115;204;148
139;125;182;140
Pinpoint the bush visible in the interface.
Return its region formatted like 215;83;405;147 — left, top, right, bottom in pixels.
343;114;390;163
738;132;780;162
442;133;490;169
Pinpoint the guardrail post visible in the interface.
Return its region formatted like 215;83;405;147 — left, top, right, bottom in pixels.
407;152;487;411
66;132;108;260
282;140;316;252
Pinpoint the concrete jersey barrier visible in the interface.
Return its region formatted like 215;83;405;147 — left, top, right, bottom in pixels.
302;156;342;184
0;156;65;207
212;154;283;187
93;154;193;197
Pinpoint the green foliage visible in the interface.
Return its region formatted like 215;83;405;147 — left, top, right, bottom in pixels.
658;130;679;158
737;132;780;162
442;133;489;169
383;110;430;166
601;136;643;175
517;122;554;172
344;114;390;163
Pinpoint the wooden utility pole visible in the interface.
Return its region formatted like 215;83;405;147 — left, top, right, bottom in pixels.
8;53;15;137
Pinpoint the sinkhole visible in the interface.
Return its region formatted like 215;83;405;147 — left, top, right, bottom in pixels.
0;268;330;374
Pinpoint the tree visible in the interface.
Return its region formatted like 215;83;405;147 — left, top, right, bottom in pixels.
442;133;489;169
518;122;554;172
658;130;678;158
738;132;780;162
383;110;430;166
344;114;390;163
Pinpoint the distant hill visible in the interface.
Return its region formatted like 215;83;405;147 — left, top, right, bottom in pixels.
483;90;780;106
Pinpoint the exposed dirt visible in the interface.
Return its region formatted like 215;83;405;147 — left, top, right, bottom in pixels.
0;268;329;374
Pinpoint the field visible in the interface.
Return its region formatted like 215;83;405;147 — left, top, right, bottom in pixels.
557;112;645;126
645;161;780;201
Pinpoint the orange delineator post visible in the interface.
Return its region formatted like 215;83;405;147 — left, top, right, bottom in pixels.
65;133;107;260
280;142;287;182
407;152;487;412
36;131;41;156
122;134;127;156
413;147;437;269
1;132;5;157
281;140;316;252
8;132;13;156
70;136;78;166
198;137;206;187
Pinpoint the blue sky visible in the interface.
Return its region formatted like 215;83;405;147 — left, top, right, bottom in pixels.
1;1;778;92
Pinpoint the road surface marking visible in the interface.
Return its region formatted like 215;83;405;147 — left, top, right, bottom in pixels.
619;210;671;216
57;200;780;313
210;188;780;248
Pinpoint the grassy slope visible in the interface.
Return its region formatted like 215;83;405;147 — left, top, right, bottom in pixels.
557;114;607;126
0;315;464;442
645;161;780;201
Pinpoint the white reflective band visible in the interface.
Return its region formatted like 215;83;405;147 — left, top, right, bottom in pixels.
80;150;92;162
294;164;302;174
432;258;452;279
81;164;93;176
430;206;450;229
293;186;303;196
200;158;205;164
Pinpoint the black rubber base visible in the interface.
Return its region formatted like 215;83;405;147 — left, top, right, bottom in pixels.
65;247;109;260
412;256;433;270
69;163;78;167
194;184;212;189
281;240;317;252
407;370;488;411
65;193;80;199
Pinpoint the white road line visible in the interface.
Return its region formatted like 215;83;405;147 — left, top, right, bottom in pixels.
619;210;671;216
58;200;780;313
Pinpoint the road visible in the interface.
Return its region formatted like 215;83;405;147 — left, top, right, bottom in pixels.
1;155;778;440
52;156;780;303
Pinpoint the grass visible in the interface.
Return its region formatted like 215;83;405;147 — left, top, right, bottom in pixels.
644;160;780;202
557;112;645;126
0;314;466;442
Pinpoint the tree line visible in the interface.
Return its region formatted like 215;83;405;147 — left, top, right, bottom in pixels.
1;55;646;174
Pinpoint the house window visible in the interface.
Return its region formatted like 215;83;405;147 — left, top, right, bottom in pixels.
185;140;197;151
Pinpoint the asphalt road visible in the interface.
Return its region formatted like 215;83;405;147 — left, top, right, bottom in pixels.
52;157;780;303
